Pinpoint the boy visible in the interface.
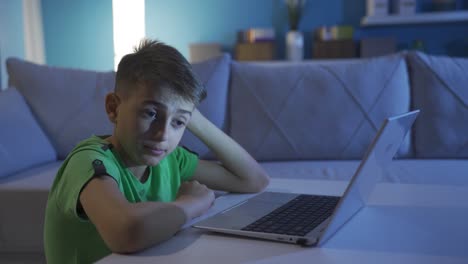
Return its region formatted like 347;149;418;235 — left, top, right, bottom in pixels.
44;39;270;263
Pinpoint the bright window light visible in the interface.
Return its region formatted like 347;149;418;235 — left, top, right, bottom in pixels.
112;0;145;71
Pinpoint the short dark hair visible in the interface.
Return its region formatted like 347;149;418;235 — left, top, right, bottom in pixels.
115;39;206;105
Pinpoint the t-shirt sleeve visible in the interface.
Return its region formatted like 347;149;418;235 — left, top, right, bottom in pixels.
55;149;121;221
175;146;199;182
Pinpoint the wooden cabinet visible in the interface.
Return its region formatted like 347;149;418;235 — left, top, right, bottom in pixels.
235;42;275;61
313;39;357;59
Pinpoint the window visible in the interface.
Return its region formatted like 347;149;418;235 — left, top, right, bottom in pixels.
112;0;145;70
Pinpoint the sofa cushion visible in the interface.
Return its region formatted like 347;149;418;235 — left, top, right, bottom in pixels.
0;88;57;179
6;58;116;159
179;54;231;158
408;52;468;158
230;53;412;161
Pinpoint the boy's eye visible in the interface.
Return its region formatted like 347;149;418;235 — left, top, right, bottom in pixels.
143;110;157;118
173;119;186;127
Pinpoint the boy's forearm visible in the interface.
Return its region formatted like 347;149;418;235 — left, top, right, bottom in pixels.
123;201;187;252
188;110;269;191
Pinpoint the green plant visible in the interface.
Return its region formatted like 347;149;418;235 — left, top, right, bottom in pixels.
286;0;306;31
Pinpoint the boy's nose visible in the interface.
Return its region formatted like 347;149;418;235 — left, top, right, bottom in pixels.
151;121;169;142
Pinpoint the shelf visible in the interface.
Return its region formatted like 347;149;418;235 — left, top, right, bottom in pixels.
361;10;468;26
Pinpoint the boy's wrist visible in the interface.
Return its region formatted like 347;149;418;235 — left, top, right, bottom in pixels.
187;109;207;134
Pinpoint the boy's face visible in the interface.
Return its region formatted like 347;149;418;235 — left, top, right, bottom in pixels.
110;84;195;167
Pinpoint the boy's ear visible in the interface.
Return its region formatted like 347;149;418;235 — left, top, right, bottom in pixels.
105;93;121;124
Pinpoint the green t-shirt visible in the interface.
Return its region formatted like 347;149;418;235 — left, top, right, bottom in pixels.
44;135;198;264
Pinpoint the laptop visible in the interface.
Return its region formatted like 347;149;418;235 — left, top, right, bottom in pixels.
193;110;420;246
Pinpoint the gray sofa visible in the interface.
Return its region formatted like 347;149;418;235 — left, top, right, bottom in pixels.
1;51;467;262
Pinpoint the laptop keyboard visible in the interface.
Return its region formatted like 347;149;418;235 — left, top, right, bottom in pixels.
241;194;340;237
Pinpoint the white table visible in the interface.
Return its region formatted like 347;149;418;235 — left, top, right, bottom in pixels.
97;178;468;264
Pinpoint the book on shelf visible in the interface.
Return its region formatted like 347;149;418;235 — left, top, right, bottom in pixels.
366;0;390;16
392;0;416;15
237;28;275;43
314;25;354;41
235;28;275;61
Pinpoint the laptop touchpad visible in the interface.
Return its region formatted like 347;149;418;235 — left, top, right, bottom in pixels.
202;192;298;230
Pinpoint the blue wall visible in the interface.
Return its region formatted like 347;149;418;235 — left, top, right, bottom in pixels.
41;0;114;71
0;0;25;88
145;0;280;59
36;0;467;71
0;1;465;86
146;0;468;59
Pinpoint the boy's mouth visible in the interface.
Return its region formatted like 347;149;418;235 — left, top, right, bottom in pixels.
143;144;166;156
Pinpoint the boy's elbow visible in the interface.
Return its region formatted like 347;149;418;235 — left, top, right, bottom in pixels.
247;171;270;193
257;172;271;191
106;204;183;254
106;214;144;254
106;211;160;254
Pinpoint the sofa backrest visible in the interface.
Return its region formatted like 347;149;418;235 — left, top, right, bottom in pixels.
229;53;412;161
407;52;468;158
6;51;467;162
6;55;231;160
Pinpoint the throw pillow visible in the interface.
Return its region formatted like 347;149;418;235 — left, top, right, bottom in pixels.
408;52;468;158
230;53;412;161
179;54;231;159
0;88;56;178
7;58;115;159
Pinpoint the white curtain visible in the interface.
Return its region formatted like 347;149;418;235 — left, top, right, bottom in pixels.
23;0;45;64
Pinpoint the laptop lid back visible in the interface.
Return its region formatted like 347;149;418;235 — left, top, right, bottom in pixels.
318;110;420;245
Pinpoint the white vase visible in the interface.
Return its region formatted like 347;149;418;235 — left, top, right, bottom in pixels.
286;31;304;61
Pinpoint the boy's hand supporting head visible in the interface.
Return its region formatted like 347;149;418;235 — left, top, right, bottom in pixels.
172;180;215;220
